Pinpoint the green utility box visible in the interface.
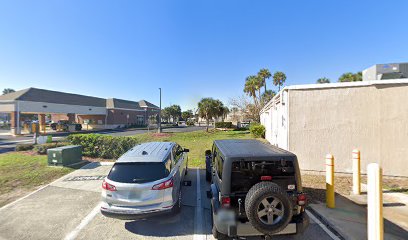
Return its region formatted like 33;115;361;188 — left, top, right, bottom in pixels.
47;145;82;166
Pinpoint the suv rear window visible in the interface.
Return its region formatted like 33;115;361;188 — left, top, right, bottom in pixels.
231;160;295;193
108;162;169;183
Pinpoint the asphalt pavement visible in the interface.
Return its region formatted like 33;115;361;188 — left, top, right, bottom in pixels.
0;163;336;240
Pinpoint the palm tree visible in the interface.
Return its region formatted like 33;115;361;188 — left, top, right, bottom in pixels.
338;72;362;82
244;75;262;107
316;77;330;84
258;68;271;93
198;98;218;132
273;71;286;91
261;90;276;104
2;88;15;95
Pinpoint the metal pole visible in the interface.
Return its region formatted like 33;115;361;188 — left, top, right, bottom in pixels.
326;154;335;208
367;163;383;240
158;88;162;133
352;149;361;195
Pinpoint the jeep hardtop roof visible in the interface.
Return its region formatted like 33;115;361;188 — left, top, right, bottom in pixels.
213;139;296;160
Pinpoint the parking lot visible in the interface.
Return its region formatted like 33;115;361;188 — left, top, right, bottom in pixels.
0;162;335;240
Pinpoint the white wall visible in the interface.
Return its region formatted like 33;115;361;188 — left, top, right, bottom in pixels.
260;90;289;149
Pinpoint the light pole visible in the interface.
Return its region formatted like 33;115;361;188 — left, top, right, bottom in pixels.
158;88;162;133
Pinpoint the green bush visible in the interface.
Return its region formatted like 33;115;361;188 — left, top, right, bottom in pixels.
249;123;265;138
186;120;195;126
215;122;233;128
33;142;71;154
67;134;140;159
15;143;35;151
46;135;53;143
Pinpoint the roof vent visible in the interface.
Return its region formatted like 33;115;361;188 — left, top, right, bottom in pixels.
142;151;148;155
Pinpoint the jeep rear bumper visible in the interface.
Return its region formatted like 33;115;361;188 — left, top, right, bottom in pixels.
214;210;309;237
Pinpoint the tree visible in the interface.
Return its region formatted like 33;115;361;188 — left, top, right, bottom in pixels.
181;110;193;121
2;88;15;95
161;107;171;122
244;75;263;108
261;90;276;104
258;68;272;93
273;71;286;91
198;98;219;132
229;95;260;123
168;105;181;122
221;106;230;122
316;77;330;84
338;72;362;82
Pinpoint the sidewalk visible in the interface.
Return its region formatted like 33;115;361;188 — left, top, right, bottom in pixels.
309;188;408;240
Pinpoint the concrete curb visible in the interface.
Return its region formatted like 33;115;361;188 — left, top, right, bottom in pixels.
307;205;346;240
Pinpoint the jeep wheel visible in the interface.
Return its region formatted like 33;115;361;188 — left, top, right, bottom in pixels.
245;182;292;235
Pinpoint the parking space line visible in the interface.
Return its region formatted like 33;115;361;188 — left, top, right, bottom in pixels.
194;168;205;240
306;209;341;240
64;203;101;240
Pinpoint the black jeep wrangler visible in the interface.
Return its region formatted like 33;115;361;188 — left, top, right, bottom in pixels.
208;139;309;239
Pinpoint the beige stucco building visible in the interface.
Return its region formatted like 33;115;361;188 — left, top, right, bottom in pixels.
260;79;408;177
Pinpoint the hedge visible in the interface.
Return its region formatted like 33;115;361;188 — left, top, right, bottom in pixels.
15;143;35;151
67;134;140;159
34;142;71;154
15;142;71;154
215;122;233;128
249;123;265;138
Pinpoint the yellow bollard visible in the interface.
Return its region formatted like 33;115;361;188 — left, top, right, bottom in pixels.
352;149;361;195
326;154;335;208
367;163;383;240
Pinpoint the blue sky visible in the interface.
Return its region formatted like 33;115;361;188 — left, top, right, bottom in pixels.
1;1;408;110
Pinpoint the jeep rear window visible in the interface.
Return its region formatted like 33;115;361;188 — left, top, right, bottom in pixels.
231;160;295;193
108;162;169;183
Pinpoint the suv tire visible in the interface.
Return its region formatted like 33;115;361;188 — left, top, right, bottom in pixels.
245;182;293;235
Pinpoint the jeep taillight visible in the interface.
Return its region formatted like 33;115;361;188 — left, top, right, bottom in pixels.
297;193;307;206
260;176;272;181
221;196;231;207
102;179;116;191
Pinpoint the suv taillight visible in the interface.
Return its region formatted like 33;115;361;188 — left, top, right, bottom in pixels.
221;196;231;207
297;193;307;206
102;179;116;191
152;178;174;190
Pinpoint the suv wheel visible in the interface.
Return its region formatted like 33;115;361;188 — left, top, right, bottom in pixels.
245;182;293;235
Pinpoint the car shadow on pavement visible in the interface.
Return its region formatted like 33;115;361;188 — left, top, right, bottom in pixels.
124;205;205;237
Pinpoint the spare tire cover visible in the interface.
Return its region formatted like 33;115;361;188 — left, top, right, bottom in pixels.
245;182;293;235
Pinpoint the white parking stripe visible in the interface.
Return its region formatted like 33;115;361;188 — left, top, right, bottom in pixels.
306;209;341;240
194;168;205;240
64;203;102;240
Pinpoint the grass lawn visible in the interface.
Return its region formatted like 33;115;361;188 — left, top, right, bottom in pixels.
132;129;257;168
0;152;75;207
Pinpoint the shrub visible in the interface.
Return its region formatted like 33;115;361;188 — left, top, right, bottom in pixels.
15;143;35;151
33;142;71;154
186;120;195;126
249;123;266;138
67;134;140;159
46;135;53;143
215;122;233;128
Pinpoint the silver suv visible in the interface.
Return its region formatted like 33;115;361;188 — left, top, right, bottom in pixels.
101;142;189;219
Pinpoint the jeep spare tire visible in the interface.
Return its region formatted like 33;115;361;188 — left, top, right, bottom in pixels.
245;182;293;235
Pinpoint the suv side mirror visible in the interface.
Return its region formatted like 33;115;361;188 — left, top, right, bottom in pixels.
183;148;190;152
